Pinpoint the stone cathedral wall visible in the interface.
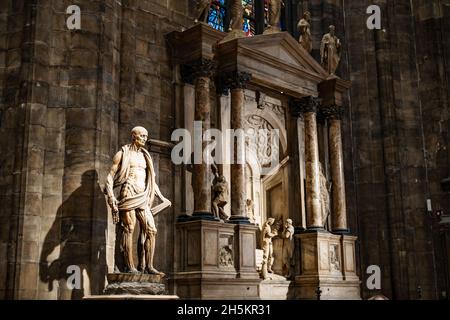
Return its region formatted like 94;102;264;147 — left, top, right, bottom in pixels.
0;0;449;300
0;0;194;299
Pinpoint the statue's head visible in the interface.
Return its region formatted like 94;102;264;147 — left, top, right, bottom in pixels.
329;25;336;35
304;11;311;20
267;218;275;226
131;126;148;148
285;219;293;227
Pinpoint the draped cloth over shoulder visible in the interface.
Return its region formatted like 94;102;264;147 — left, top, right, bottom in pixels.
113;144;156;212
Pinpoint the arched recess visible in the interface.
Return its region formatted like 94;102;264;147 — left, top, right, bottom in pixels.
243;93;290;234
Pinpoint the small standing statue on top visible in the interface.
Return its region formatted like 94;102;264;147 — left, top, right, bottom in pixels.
264;0;283;34
211;163;230;221
297;11;312;53
246;199;255;224
195;0;212;23
320;25;341;75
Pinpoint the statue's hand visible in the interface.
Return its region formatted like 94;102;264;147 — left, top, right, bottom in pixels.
108;197;119;223
112;211;119;224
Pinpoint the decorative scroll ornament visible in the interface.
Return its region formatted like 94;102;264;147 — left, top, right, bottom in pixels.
245;115;279;167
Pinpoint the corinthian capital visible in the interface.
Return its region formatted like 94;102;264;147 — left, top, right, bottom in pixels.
180;58;218;84
320;105;343;120
290;96;321;117
217;70;252;94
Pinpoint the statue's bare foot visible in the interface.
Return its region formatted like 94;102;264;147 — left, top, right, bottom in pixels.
126;267;140;274
147;267;165;277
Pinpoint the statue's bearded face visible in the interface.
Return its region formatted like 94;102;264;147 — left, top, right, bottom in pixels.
133;129;148;148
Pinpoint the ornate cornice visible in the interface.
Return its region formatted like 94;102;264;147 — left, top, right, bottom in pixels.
216;70;252;95
180;58;218;84
290;96;321;117
320;105;343;120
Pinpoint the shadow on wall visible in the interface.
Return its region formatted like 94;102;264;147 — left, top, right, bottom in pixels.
39;170;108;299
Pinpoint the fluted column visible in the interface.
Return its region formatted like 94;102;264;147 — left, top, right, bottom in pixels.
297;97;323;229
323;106;348;233
224;71;252;223
181;59;217;219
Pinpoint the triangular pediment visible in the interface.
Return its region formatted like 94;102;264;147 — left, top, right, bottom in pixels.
236;32;329;79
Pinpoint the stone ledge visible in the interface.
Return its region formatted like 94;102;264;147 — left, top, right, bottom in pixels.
260;276;292;300
84;295;179;300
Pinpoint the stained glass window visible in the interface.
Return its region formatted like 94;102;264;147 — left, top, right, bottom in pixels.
208;0;227;32
242;0;256;37
206;0;260;36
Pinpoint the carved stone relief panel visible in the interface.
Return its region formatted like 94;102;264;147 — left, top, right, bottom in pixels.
245;114;280;167
219;235;234;268
329;244;341;272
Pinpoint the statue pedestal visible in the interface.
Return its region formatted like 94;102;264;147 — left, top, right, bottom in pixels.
175;219;261;299
294;231;361;300
259;274;292;300
84;273;178;300
103;273;166;295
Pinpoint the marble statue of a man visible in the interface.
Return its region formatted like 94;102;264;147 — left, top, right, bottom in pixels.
297;11;312;53
281;219;295;278
264;0;283;34
105;126;171;275
320;25;341;74
261;218;278;279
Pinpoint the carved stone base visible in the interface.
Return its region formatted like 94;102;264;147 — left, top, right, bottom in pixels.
294;278;361;300
259;275;292;300
175;276;261;299
294;231;361;300
175;219;261;299
103;273;166;296
263;26;282;35
84;295;179;300
220;29;245;43
84;273;179;300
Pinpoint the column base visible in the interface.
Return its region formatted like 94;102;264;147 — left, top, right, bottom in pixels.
191;211;220;221
293;277;361;300
175;219;261;299
260;275;292;300
332;228;350;235
294;231;361;300
175;275;260;299
303;227;327;232
227;215;252;225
